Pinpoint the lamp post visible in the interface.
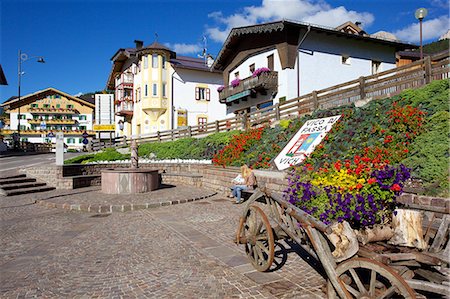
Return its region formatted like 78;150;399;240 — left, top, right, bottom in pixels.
415;8;428;60
17;50;45;138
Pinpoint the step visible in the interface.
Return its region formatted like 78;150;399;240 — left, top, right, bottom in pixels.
0;186;56;196
0;174;26;180
0;177;37;185
1;181;47;190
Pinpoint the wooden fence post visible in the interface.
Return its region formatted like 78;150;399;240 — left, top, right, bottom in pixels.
215;120;219;132
275;103;280;120
359;76;366;100
312;90;318;110
157;131;161;142
424;56;432;84
242;113;248;130
171;129;174;141
187;126;192;137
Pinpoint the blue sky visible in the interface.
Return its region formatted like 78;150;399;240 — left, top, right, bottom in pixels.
1;0;448;101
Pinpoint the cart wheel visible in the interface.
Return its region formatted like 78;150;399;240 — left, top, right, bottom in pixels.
240;205;274;272
327;258;416;299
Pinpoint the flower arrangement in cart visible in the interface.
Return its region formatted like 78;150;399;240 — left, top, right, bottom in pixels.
283;102;425;229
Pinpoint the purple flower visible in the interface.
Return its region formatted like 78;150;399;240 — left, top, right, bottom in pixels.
252;67;271;77
217;85;225;92
231;78;241;88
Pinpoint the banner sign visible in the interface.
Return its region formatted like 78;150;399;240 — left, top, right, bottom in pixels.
274;115;341;170
93;124;115;131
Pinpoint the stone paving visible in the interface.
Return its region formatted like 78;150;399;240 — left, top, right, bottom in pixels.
0;183;327;298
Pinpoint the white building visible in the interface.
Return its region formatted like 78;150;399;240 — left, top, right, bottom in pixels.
94;93;115;140
212;20;416;114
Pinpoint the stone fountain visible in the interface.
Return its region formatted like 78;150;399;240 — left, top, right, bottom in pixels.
101;140;159;194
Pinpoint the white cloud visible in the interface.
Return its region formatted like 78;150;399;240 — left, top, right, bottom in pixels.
393;16;450;43
165;43;202;55
205;0;375;43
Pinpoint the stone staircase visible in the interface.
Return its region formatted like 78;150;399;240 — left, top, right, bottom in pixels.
0;174;55;196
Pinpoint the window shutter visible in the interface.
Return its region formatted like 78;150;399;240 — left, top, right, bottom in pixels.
195;87;200;100
206;88;210;101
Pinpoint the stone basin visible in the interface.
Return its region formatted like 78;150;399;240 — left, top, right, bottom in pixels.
101;169;159;194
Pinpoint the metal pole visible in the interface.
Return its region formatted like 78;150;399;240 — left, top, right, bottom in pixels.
419;19;423;60
17;50;22;138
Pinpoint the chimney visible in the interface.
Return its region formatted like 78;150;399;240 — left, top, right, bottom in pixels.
134;40;144;50
206;54;214;68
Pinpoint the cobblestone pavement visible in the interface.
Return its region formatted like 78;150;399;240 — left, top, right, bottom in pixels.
0;185;327;298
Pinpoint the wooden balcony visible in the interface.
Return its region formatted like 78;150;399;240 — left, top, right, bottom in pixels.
0;129;96;136
115;101;134;117
219;71;278;104
28;119;77;125
28;107;79;114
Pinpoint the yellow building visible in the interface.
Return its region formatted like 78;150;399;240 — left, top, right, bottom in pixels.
107;40;226;138
0;88;95;150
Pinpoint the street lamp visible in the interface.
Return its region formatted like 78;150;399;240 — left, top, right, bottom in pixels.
415;8;428;60
17;50;45;138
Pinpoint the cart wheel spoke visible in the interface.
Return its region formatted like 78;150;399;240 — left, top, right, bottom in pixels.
343;283;360;297
349;268;367;294
379;285;398;299
256;241;270;255
369;269;376;296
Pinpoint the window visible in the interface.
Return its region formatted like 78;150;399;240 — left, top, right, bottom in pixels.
55;95;60;99
31;104;38;108
20;115;26;119
67;104;74;109
152;83;158;96
249;64;255;74
79;115;86;120
162;83;166;97
145;84;148;97
234;71;239;78
152;54;158;68
80;126;87;131
19;125;26;130
267;54;274;70
372;61;381;74
79;138;84;143
143;55;148;69
33;115;39;120
341;55;351;65
67;138;75;144
56;104;60;108
162;56;166;69
44;115;49;120
195;87;210;101
198;117;207;132
43;104;50;108
67;115;72;120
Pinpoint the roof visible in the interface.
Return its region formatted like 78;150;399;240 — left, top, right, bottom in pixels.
213;19;417;70
0;65;7;85
136;42;176;59
78;94;96;104
107;48;138;90
170;56;221;73
1;87;95;110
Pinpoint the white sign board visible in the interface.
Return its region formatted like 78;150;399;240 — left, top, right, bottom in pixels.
274;115;341;170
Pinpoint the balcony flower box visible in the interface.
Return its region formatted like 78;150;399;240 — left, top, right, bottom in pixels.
231;78;241;88
252;67;271;77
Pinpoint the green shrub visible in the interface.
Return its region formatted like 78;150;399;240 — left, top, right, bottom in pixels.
402;111;449;197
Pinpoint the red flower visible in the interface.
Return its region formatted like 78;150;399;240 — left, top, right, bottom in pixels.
356;183;363;189
334;160;342;171
367;178;377;184
390;184;401;192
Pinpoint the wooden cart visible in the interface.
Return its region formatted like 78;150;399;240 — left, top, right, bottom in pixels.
235;189;449;299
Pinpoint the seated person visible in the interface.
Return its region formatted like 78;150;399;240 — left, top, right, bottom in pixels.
229;164;257;204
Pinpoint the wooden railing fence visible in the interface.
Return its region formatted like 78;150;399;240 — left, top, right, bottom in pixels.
91;53;449;151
